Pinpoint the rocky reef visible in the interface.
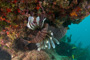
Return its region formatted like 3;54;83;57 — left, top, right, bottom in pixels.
0;0;90;60
12;50;50;60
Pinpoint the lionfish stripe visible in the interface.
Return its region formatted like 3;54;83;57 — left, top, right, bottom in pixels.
46;40;51;49
35;36;39;43
27;22;33;30
39;32;44;38
49;38;55;48
36;43;40;47
44;41;47;49
41;18;46;27
36;16;40;26
37;35;43;43
41;29;47;33
40;32;46;39
30;23;35;29
53;37;60;44
31;36;38;43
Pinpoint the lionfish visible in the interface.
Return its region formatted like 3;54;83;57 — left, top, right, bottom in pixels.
26;14;60;51
25;1;61;51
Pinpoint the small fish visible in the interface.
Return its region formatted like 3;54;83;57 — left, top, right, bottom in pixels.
72;47;76;49
72;55;75;60
0;44;1;47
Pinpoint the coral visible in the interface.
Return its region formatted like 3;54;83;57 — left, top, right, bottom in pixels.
23;50;50;60
0;0;90;60
0;0;89;29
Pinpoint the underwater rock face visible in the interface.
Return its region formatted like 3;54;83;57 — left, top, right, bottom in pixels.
0;0;90;60
23;50;50;60
0;49;11;60
12;38;37;51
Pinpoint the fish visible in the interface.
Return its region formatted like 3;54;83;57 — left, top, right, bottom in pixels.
72;47;76;49
72;55;75;60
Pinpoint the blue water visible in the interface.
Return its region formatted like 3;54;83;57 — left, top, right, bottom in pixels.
66;15;90;48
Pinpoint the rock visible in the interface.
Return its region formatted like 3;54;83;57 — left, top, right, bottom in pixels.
23;50;50;60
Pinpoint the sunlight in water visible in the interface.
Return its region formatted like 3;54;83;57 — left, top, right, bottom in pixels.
66;15;90;48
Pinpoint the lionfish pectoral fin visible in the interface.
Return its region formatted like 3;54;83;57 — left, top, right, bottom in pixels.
53;37;60;44
46;40;51;49
49;37;55;48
